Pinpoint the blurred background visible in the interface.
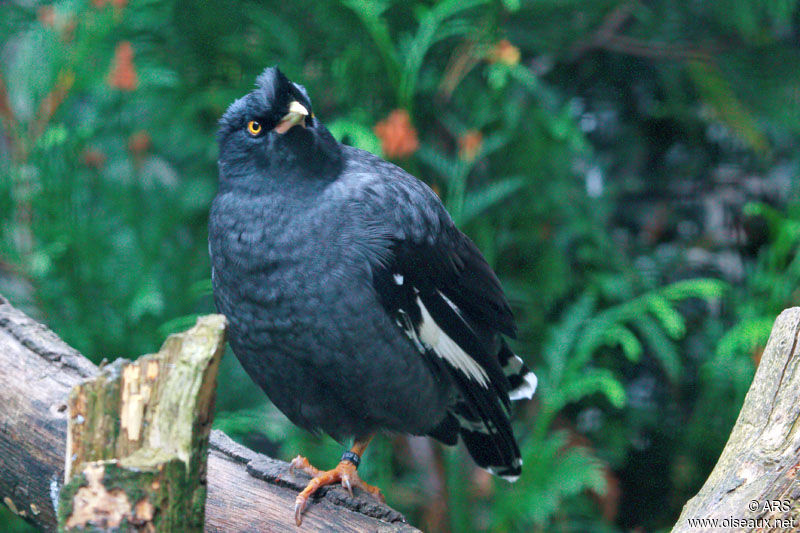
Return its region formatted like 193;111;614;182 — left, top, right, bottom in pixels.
1;1;799;531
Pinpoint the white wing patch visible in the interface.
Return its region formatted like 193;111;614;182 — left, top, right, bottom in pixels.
509;371;538;401
416;296;490;387
488;457;523;482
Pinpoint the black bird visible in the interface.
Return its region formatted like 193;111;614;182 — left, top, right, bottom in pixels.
209;67;537;525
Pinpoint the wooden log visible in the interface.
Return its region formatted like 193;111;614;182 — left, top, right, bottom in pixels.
0;297;96;529
58;314;226;531
672;307;800;533
0;295;419;532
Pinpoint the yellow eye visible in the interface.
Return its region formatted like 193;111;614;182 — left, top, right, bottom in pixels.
247;120;262;136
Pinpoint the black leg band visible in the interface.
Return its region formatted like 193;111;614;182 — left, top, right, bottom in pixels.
341;450;361;468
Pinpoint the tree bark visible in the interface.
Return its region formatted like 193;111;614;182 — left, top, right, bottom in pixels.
672;307;800;533
0;295;419;532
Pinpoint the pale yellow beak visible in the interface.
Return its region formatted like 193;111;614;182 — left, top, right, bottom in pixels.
274;101;309;134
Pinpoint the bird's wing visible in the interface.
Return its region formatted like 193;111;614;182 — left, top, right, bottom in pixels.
346;156;535;480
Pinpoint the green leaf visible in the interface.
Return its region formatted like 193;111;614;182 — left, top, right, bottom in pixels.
416;145;462;181
633;314;682;383
129;279;165;321
37;124;68;150
460;176;525;225
502;431;607;528
340;0;401;89
603;324;642;362
190;278;213;298
158;313;201;337
327;118;382;155
397;0;488;107
714;317;774;362
646;294;686;339
542;290;597;385
554;368;626;410
660;278;728;301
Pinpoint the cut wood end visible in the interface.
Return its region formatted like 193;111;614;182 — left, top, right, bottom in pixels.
64;314;228;480
161;314;227;363
146;314;227;464
193;313;228;339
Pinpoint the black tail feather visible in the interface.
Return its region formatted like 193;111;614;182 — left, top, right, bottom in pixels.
427;413;459;446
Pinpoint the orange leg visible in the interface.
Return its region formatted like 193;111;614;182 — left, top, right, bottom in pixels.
290;435;385;526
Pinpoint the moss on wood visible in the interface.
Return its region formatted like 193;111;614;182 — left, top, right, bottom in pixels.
57;315;226;532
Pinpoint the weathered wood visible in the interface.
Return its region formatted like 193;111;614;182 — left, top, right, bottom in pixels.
673;307;800;533
58;314;226;531
0;295;419;532
0;297;97;529
206;431;417;532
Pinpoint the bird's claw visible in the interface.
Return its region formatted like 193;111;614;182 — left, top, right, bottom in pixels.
294;496;307;527
341;473;353;497
289;455;318;477
291;458;383;525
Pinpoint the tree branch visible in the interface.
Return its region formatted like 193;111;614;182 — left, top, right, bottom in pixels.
673;308;800;532
0;295;419;532
570;2;712;62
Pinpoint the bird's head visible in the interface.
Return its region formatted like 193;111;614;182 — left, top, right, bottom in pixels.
217;67;342;192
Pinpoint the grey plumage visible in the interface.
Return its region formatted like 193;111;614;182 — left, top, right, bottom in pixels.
209;67;536;480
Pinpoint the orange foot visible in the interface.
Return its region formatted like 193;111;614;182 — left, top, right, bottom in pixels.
290;455;385;526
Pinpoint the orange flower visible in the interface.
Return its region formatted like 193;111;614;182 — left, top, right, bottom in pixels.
128;130;151;155
108;41;137;91
82;149;106;169
458;129;483;162
488;39;520;66
93;0;126;8
374;109;419;159
37;6;56;27
38;7;76;41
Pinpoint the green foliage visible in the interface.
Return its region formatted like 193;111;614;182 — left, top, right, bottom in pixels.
2;0;800;532
710;197;800;367
0;507;35;533
342;0;489;109
497;430;607;530
481;278;724;531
